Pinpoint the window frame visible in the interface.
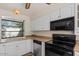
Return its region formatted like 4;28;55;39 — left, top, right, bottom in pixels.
1;19;24;39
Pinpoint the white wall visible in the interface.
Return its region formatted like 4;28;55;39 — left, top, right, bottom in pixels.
0;9;31;41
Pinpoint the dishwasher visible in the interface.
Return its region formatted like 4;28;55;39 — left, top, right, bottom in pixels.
33;40;42;56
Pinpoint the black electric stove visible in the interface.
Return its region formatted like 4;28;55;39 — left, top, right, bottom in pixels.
45;34;76;56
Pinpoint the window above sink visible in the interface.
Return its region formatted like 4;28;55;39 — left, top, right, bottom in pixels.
1;19;24;39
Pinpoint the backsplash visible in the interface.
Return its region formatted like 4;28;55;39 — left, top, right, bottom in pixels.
32;31;73;37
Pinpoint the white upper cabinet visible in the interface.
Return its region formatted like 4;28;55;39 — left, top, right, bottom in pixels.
38;15;50;31
50;9;60;21
60;4;75;19
75;4;79;34
51;4;75;21
31;15;50;31
71;4;75;17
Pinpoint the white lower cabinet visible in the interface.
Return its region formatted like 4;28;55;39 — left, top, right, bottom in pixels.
16;40;28;56
0;39;32;56
25;40;32;53
6;42;17;56
0;44;6;56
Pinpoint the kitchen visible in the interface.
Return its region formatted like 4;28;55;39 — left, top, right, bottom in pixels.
0;3;79;56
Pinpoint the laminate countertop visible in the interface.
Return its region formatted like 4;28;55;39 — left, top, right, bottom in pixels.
0;37;26;44
0;35;52;44
25;35;52;42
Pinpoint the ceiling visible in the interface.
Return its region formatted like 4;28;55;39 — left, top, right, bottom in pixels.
0;3;73;20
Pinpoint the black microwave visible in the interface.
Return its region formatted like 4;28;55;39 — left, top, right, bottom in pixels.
50;17;74;31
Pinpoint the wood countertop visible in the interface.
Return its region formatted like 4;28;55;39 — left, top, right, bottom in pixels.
0;35;52;44
25;35;52;42
0;37;27;44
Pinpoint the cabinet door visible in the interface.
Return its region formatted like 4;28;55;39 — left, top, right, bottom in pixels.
50;10;60;21
31;15;50;31
75;4;79;34
0;44;6;56
6;42;17;56
16;40;27;56
5;40;32;56
60;4;75;19
15;40;32;56
71;4;75;17
38;15;50;30
25;40;32;53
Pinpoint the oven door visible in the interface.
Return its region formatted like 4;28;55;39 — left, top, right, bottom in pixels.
45;43;60;56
